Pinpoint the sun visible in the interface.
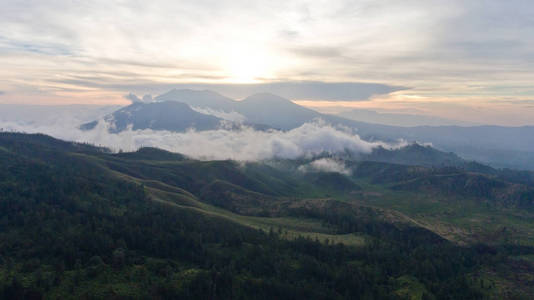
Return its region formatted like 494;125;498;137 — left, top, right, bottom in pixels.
221;45;275;83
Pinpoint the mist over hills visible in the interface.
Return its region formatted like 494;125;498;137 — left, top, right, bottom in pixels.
0;89;532;170
0;104;120;126
76;89;534;171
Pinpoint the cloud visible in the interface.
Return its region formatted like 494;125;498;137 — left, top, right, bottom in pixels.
0;91;4;96
288;46;343;58
2;0;534;126
142;81;406;101
34;79;404;102
0;116;403;161
0;104;118;126
298;158;350;175
142;95;153;103
124;93;142;103
190;107;246;123
124;93;154;104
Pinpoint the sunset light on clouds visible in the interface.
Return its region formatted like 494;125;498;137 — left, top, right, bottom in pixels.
1;0;534;124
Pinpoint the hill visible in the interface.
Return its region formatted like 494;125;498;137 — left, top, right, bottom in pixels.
364;143;465;167
2;132;534;298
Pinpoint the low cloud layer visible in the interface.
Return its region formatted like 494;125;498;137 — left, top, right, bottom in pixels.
298;158;351;175
124;93;154;104
0;116;404;161
190;107;246;123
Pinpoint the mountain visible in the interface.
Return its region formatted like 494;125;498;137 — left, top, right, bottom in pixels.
148;89;393;131
81;101;223;132
235;93;321;129
2;132;534;298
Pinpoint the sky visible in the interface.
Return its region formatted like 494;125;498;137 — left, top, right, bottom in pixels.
1;0;534;125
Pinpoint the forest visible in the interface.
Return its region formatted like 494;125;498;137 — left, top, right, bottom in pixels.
1;132;534;299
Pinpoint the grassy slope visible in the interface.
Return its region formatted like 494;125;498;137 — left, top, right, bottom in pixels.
88;146;534;249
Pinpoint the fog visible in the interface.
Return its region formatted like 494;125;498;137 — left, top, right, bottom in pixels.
190;107;247;123
0;107;405;161
298;158;351;175
0;104;120;126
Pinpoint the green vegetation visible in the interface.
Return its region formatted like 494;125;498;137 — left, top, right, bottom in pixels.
1;132;534;298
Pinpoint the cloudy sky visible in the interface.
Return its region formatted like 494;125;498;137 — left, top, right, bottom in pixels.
1;0;534;125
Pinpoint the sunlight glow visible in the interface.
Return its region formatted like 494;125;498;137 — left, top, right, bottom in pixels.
220;45;275;83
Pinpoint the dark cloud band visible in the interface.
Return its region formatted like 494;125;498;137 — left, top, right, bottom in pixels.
153;81;406;101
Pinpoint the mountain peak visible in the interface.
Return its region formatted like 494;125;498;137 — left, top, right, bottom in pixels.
155;89;236;111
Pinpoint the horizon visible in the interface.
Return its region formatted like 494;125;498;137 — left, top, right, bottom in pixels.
1;86;534;128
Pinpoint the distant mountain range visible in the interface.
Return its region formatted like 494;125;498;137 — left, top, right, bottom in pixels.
337;109;477;127
81;89;534;170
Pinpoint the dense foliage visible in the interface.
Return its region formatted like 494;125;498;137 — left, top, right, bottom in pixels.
0;133;533;299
